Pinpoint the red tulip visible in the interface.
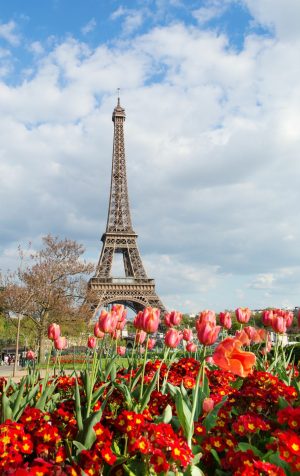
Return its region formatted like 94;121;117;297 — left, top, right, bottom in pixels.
164;310;182;327
147;338;156;350
235;307;251;324
197;321;221;346
98;310;118;334
285;311;294;328
48;323;61;340
219;311;232;330
235;329;251;346
140;307;161;333
165;328;183;348
112;304;127;330
271;315;287;334
213;337;256;377
87;336;97;349
54;336;67;350
202;397;215;413
26;350;35;360
94;322;105;339
135;330;147;345
186;342;197;352
243;326;263;343
196;310;216;330
262;309;274;326
117;346;126;356
183;328;193;341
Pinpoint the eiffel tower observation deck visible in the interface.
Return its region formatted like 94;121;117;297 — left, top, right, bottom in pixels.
89;98;166;314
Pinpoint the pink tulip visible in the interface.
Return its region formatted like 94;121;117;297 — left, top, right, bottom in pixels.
243;326;262;343
147;338;156;350
262;310;274;326
197;321;221;346
133;311;143;330
196;310;216;330
164;310;182;327
135;330;147;345
87;336;97;349
94;322;105;339
183;328;193;341
26;350;35;360
112;304;127;330
202;397;215;413
98;310;118;334
48;323;61;340
271;315;287;334
186;342;197;352
205;356;214;365
117;346;126;356
285;311;294;328
235;307;251;324
219;312;232;330
140;307;161;333
54;336;67;350
235;329;251;346
165;328;183;348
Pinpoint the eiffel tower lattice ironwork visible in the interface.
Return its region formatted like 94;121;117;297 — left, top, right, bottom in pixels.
89;98;166;314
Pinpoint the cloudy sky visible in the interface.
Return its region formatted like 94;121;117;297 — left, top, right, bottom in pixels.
1;0;300;313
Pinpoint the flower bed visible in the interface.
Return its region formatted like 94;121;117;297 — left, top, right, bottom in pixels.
1;306;299;475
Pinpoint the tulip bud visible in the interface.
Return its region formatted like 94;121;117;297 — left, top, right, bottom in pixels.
135;330;147;345
197;322;221;346
98;310;118;334
147;338;156;350
262;310;273;326
164;311;182;327
140;307;160;333
54;336;67;350
87;336;97;349
48;323;61;341
117;346;126;356
271;315;287;334
196;310;216;329
26;350;35;360
165;328;183;348
183;328;193;341
94;322;105;339
186;342;197;352
219;312;232;330
235;307;251;324
202;397;215;413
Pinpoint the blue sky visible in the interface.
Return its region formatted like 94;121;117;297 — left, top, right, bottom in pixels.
1;0;300;313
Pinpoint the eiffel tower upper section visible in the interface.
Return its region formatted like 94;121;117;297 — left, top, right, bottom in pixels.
89;98;166;314
106;98;134;234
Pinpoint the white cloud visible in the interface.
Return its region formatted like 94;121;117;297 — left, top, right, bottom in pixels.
241;0;300;41
193;3;228;25
81;18;96;35
0;20;20;46
28;41;44;55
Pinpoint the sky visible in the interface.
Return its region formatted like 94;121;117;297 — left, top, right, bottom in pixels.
1;0;300;314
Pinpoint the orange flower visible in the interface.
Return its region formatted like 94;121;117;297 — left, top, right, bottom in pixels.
212;337;256;377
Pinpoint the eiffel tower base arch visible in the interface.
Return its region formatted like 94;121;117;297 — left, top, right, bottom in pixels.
89;277;165;315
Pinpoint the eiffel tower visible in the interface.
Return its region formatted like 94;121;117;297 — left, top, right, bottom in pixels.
89;97;166;314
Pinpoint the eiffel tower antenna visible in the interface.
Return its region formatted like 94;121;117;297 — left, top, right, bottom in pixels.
89;98;166;314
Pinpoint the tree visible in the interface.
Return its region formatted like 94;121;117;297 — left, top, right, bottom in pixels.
1;235;95;362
